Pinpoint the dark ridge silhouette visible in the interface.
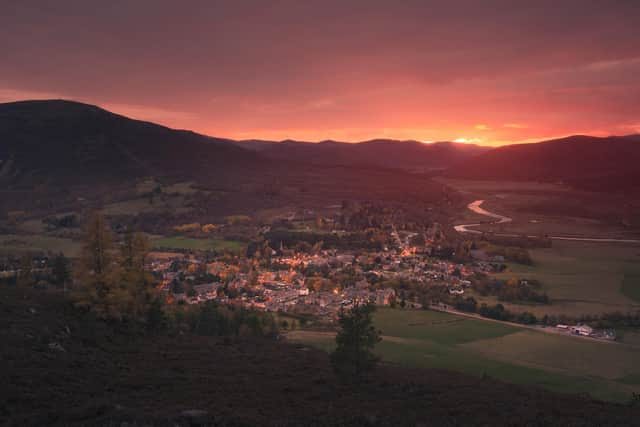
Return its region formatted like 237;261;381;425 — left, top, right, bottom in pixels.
4;100;638;194
0;100;451;216
238;138;490;171
446;134;640;191
0;99;258;185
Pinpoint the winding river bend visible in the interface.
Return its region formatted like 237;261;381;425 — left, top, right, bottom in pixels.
454;200;640;244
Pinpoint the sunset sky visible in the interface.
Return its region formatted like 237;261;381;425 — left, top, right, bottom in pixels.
2;0;639;145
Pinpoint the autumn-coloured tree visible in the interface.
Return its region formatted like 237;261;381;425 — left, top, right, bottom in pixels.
118;229;156;321
73;213;119;316
74;214;157;322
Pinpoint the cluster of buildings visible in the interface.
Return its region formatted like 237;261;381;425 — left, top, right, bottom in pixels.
555;324;616;340
147;227;479;320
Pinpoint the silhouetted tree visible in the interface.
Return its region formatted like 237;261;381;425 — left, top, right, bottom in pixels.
18;255;34;287
331;302;381;380
51;253;70;288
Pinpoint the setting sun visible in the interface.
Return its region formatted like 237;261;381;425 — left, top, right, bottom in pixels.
2;3;640;424
453;138;483;144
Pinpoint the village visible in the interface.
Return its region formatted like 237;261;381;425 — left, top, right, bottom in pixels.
150;226;479;321
143;224;615;343
0;212;619;343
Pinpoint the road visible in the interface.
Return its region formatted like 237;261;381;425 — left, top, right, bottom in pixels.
454;199;640;244
427;305;621;345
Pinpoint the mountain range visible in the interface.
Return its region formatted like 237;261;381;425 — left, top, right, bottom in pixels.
1;99;640;192
446;134;640;191
238;138;490;172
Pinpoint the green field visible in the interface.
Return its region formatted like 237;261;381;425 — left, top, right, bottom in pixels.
462;330;640;379
621;268;640;303
287;308;640;402
0;234;82;257
151;236;244;252
491;240;640;316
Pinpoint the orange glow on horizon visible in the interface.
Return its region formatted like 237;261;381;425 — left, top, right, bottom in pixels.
1;2;638;148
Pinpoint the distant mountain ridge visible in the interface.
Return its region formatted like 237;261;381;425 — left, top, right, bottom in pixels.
0;100;491;189
2;99;639;192
446;134;640;191
238;138;490;172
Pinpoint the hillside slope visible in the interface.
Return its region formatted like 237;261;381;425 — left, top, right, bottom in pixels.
447;135;640;191
0;100;452;218
0;100;259;185
2;286;639;426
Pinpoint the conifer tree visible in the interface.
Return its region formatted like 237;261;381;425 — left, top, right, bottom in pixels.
74;213;119;316
330;302;381;380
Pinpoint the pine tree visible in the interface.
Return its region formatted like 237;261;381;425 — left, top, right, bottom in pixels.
51;252;70;289
330;302;381;380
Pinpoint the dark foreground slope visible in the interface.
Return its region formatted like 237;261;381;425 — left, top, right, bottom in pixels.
447;135;640;192
2;287;639;427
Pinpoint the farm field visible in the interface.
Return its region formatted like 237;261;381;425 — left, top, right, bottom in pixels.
151;236;244;252
0;234;82;257
492;240;640;316
287;308;640;402
461;330;640;380
621;268;640;303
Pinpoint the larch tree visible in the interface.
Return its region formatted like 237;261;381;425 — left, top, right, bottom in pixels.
117;229;155;321
73;212;119;317
75;215;158;322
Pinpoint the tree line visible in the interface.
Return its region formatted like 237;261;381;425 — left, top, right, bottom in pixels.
67;213;277;337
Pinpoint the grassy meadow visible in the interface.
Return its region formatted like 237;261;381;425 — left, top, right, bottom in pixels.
621;267;640;303
490;240;640;316
151;236;244;252
0;234;82;257
287;308;640;402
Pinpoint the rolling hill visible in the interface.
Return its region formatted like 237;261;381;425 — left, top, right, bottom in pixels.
0;99;258;186
0;100;453;218
3;100;639;195
446;135;640;191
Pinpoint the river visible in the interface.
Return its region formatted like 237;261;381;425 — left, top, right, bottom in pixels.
454;200;640;244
